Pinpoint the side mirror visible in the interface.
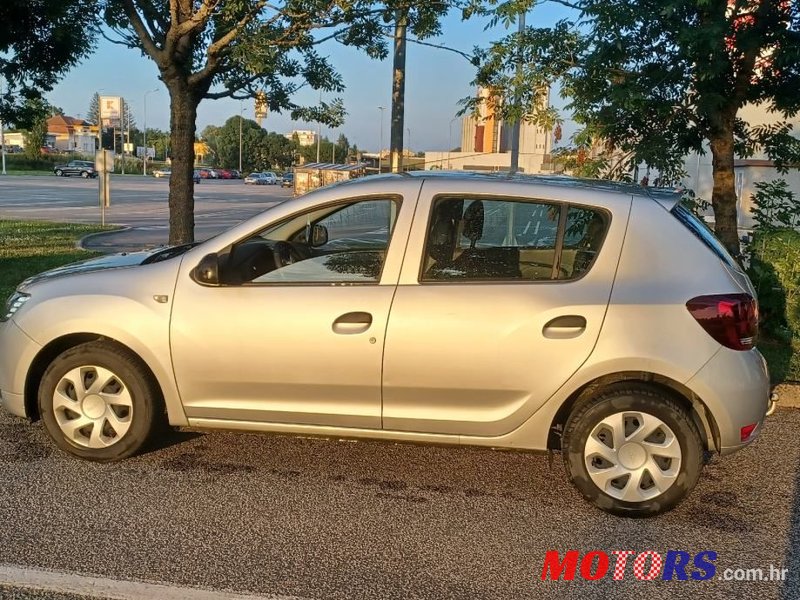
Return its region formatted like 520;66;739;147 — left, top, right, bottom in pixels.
310;224;329;247
194;253;220;285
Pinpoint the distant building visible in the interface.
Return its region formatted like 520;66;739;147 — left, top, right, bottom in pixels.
425;87;553;173
47;115;96;153
285;129;316;147
681;102;800;228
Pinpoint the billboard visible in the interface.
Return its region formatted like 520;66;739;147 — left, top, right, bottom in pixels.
100;96;122;127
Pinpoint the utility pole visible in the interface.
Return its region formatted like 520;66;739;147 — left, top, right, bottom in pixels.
509;10;526;175
121;99;126;175
389;9;408;173
316;90;322;163
0;78;6;176
239;100;244;172
378;106;385;173
143;88;158;175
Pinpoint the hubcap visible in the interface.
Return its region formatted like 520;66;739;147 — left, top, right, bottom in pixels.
52;366;133;449
584;411;682;502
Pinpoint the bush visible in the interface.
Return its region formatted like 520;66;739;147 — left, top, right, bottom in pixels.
747;229;800;337
4;153;90;171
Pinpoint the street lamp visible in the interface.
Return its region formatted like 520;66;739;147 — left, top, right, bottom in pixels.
378;106;386;173
448;117;459;169
143;88;159;175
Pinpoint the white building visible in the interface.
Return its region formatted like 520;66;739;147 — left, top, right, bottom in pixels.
285;129;316;147
425;87;553;174
681;103;800;228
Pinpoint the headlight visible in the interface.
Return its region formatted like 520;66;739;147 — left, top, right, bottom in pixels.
1;292;30;322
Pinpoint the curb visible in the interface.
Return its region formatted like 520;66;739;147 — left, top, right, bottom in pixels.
773;383;800;409
76;226;131;251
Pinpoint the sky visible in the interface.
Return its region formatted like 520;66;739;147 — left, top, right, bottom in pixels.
47;3;575;152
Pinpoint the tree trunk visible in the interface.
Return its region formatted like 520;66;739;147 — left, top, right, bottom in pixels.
389;9;407;174
709;125;740;257
166;80;198;245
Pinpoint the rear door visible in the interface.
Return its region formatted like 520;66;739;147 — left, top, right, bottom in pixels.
382;180;629;437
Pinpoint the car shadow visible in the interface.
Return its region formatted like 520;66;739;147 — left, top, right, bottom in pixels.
781;454;800;598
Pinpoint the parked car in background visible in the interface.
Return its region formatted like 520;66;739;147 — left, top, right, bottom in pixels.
53;160;97;179
197;168;212;179
229;169;241;179
217;169;236;180
153;168;171;178
0;173;772;517
281;172;294;188
244;172;268;185
262;171;280;185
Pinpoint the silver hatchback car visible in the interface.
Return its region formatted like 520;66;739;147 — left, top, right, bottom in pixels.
0;173;772;516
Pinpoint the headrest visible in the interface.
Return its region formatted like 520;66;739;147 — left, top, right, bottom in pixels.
462;200;484;244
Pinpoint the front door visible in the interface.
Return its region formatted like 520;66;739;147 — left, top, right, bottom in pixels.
170;195;407;429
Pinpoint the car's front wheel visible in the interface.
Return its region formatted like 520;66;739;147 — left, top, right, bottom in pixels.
81;171;89;178
39;341;162;462
55;169;63;177
563;384;703;517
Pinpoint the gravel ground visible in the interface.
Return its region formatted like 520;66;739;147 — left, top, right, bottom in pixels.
0;408;798;600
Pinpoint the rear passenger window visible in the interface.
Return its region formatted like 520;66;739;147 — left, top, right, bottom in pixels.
421;197;606;282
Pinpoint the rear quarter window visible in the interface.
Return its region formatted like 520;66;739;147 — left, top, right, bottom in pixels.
671;204;739;269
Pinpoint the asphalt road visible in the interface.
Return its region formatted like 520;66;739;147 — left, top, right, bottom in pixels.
0;406;799;599
0;175;290;251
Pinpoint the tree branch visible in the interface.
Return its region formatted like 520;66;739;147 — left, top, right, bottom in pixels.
121;0;163;62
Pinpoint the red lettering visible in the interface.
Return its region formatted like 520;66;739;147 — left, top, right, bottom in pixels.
541;550;579;581
580;551;609;580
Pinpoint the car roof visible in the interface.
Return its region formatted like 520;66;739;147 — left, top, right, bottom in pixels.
327;170;682;209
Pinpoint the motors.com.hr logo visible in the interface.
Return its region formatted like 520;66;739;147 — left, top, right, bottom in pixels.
541;550;717;581
541;550;789;582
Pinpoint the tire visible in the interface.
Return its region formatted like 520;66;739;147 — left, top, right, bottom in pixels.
39;341;162;462
55;169;63;177
81;171;89;178
563;384;703;517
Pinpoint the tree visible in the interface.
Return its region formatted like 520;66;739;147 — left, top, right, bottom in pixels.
0;0;98;128
466;0;800;254
202;117;295;172
103;0;395;244
22;99;54;159
87;93;100;126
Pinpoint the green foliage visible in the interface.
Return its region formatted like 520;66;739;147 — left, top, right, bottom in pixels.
466;0;800;254
201;117;296;172
751;179;800;232
22;101;52;160
0;220;109;300
0;0;98;127
748;229;800;338
680;190;711;221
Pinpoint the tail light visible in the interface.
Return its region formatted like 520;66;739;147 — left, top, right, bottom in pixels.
686;293;758;351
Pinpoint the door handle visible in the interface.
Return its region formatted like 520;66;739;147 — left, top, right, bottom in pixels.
542;315;587;339
332;311;373;335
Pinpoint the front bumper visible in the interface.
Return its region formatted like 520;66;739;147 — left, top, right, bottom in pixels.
0;320;43;419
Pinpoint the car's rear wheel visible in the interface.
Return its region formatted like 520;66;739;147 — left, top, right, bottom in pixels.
55;169;63;177
81;171;89;178
563;384;703;517
39;341;162;462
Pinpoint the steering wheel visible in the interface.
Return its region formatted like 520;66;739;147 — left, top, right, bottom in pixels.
272;241;305;268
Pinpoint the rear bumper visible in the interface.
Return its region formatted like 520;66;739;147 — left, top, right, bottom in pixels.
685;347;771;454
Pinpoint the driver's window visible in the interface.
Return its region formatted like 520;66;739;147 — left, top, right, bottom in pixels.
225;197;399;285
